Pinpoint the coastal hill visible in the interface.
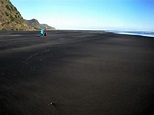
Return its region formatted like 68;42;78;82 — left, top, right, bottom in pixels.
0;0;30;30
24;19;56;30
40;24;56;30
0;0;55;30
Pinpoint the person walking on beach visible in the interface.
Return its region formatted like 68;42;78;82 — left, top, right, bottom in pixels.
40;29;44;37
44;29;47;36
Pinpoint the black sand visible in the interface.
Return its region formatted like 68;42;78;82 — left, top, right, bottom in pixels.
0;30;154;115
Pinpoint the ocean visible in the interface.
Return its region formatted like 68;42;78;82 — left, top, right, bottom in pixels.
107;30;154;37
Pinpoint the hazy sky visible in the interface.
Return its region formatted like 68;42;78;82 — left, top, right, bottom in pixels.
10;0;154;31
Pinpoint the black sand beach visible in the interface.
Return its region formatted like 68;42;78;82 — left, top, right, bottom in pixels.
0;30;154;115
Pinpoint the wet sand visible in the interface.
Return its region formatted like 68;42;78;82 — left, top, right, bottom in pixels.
0;30;154;115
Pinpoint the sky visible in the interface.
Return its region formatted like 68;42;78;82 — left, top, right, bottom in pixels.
10;0;154;31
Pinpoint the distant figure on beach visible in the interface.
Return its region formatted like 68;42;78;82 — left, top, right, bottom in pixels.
44;29;47;36
40;29;44;36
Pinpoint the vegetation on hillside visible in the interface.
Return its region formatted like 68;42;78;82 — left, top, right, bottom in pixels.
0;0;35;30
0;0;55;31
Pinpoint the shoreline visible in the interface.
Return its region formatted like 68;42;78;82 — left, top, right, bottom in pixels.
0;29;154;38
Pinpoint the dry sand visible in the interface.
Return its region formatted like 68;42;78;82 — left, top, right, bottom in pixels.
0;30;154;115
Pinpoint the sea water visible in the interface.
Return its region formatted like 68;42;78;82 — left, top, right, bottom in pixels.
107;30;154;38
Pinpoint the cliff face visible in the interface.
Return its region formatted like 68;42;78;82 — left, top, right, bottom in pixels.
0;0;34;30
